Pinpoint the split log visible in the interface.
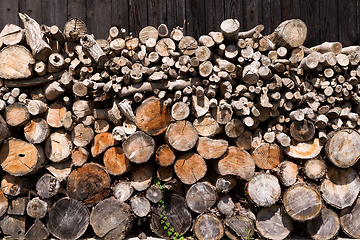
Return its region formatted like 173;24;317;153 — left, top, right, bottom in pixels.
252;143;282;170
0;138;45;176
178;36;198;55
340;197;360;238
192;95;210;118
325;128;360;167
166;120;199;151
47;197;89;240
256;205;293;240
273;160;298;186
306;208;340;240
91;132;118;158
217;194;235;215
135;97;171;136
19;13;51;61
90;197;134;240
283;183;322;221
1;174;34;196
267;19;307;48
320;167;360;209
130;162;153;191
155;144;176;167
283;138;323;159
193;114;221;137
81;34;107;65
247;173;281;207
25;218;50;240
193;214;224;240
150;194;192;238
45;130;73;162
290;119;315;142
0;24;24;45
186;181;217;213
113;182;133;202
304;159;326;180
214;146;255;181
36;173;60;198
26;197;48;219
122;131;155;164
0;214;26;239
130;195;151;217
71;123;94;147
45;161;72;182
46;103;67;128
67;163;110;206
103;146;130;176
196;137;228;160
174;152;207;185
5;102;30;126
225;214;255;240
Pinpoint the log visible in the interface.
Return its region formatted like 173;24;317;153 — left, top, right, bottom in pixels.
171;101;190;121
0;24;24;46
193;214;224;240
283;184;322;221
90;197;134;239
325;128;360;167
225;214;255;240
45;130;73;162
139;26;158;44
252;143;282;170
1;174;34;196
0;138;45;176
71;123;94;147
72;100;93;118
155;38;176;57
186;181;217;213
19;13;51;61
0;214;26;239
193;114;221;137
113;181;133;202
217;194;235;215
320;167;360;209
211;105;233;124
304;159;326;180
47;197;89;240
66;163;111;206
290;119;315;142
64;18;87;41
130;195;151;217
192;95;210;118
45;161;72;182
235;130;253;150
311;41;343;55
25;218;50;240
196;137;228;160
306;208;340;240
122;131;155;164
26;197;48;219
80;34;107;65
156;166;174;182
273;160;298;186
174;152;207;185
340;197;360;238
247;173;281;207
4;71;63;88
5;102;30;127
224;118;244;138
267;19;307;48
27;100;48;116
91;132;118;158
103;146;130;176
155;144;176;167
146;185;163;203
214;146;255;181
150;194;192;238
166;120;198;151
214;175;237;194
283;138;324;159
256;205;293;240
36;173;60;198
135;97;171;136
0;189;8;217
0;115;10;144
178;36;198;55
130;162;153;191
46;103;67;128
220;19;240;43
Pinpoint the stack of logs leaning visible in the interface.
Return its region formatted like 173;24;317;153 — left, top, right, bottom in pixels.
1;13;360;240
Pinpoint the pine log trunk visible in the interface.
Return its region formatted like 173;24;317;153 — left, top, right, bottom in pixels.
306;208;340;240
0;45;34;79
196;137;228;160
174;152;207;185
193;213;224;240
166;120;199;152
246;173;281;207
122;131;155;164
186;181;217;213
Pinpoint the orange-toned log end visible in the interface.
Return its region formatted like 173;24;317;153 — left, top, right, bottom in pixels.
46;103;67;128
196;137;228;160
252;143;283;170
155;144;176;167
103;147;130;176
283;138;323;160
0;138;44;176
166;120;199;152
5;102;30;127
122;131;155;164
66;163;111;207
135;97;171;136
91;132;118;158
214;146;255;181
174;152;207;185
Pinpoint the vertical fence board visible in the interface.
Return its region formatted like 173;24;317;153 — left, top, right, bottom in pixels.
87;0;112;39
243;0;262;31
262;0;281;36
338;0;357;47
129;0;148;37
167;0;185;32
299;0;320;47
319;0;338;43
185;0;205;39
205;0;224;34
19;0;42;25
42;0;68;29
148;0;167;29
224;0;244;31
280;0;300;20
0;0;19;29
68;0;87;25
111;0;129;31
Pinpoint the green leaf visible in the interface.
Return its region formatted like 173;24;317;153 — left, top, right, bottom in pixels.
179;237;184;240
161;220;165;225
160;214;163;218
163;217;167;221
170;228;174;233
164;226;168;230
166;222;170;227
174;232;179;237
173;237;177;240
168;231;173;237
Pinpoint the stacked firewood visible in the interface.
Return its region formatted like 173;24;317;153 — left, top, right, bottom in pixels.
1;13;360;240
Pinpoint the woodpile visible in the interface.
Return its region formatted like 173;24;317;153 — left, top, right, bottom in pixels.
1;13;360;239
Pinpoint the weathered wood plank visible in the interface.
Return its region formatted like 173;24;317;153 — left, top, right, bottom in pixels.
42;0;68;30
243;0;262;31
148;0;167;28
129;0;148;37
185;0;205;38
299;0;320;47
205;0;224;34
68;0;87;22
338;0;357;47
319;0;338;42
87;0;112;39
167;0;185;31
19;0;42;24
0;0;19;28
224;0;244;31
111;0;129;31
262;0;281;35
280;0;300;21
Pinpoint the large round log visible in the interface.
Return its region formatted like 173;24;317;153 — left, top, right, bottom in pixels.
90;197;134;239
325;128;360;168
135;97;171;136
193;213;224;240
306;208;340;240
0;45;34;79
122;131;155;164
186;181;217;213
246;173;281;207
225;214;255;240
283;184;322;222
252;143;282;170
166;120;199;151
320;167;360;209
256;205;293;240
103;146;130;176
5;102;30;127
150;194;192;238
290;119;315;142
66;163;111;206
47;197;89;240
340;197;360;238
213;146;255;181
174;152;207;185
267;19;307;48
24;118;50;144
196;137;228;160
0;138;45;176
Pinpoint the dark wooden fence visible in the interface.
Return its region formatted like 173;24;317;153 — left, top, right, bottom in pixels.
0;0;359;47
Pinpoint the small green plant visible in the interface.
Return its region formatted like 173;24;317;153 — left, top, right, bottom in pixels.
153;176;184;240
245;228;254;240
